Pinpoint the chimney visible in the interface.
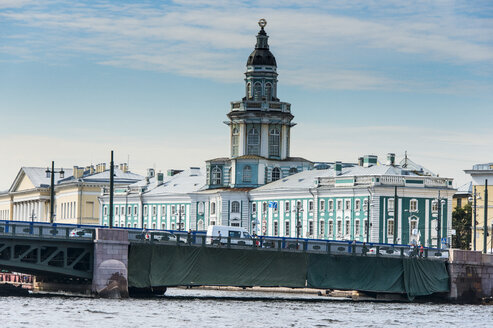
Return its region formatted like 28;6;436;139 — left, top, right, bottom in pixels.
335;161;342;176
73;166;83;179
387;153;396;166
363;155;378;168
119;163;124;171
89;165;95;175
121;163;128;173
157;172;164;185
358;157;364;167
147;168;155;178
96;163;106;173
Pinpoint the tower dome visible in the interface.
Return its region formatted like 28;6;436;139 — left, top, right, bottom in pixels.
246;19;277;67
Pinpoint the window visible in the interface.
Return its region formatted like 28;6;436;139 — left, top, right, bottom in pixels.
336;220;342;236
161;205;165;216
128;206;131;215
289;167;298;175
410;219;418;235
134;206;137;215
308;221;314;236
328;200;334;211
272;167;281;181
285;201;290;212
128;223;131;228
457;198;462;208
231;222;240;227
243;165;252;183
171;223;175;230
254;82;262;101
320;200;325;212
273;221;278;236
232;127;239;157
432;200;438;213
211;166;222;185
355;220;360;236
161;223;165;230
363;199;368;211
247;128;260;155
410;199;418;212
247;83;252;99
211;202;216;215
121;206;125;216
152;206;156;216
134;223;137;228
115;206;119;216
272;201;278;213
285;221;290;236
345;220;350;236
231;201;240;213
309;200;314;212
144;206;148;216
265;83;272;100
355;200;361;211
262;202;267;213
152;223;156;229
320;220;325;236
328;221;333;237
296;200;302;210
171;205;176;215
269;128;280;157
336;200;342;211
198;220;204;231
363;219;368;236
387;219;394;236
345;200;351;210
388;198;394;211
252;203;257;213
144;223;147;229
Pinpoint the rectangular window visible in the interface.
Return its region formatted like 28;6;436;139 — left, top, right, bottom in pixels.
273;201;278;213
410;200;418;212
152;206;156;216
210;203;216;215
337;200;342;211
388;198;394;211
355;200;360;211
171;205;176;215
115;206;119;216
134;206;138;216
328;200;334;211
320;200;325;212
162;223;166;230
285;201;290;212
355;220;360;236
285;221;290;236
144;206;148;216
308;221;314;236
121;206;125;216
345;200;351;211
309;200;314;212
273;221;278;236
328;221;333;237
337;221;342;236
387;219;394;236
162;205;165;216
252;203;257;213
345;220;350;236
319;220;325;236
432;200;438;213
457;198;462;208
128;206;131;215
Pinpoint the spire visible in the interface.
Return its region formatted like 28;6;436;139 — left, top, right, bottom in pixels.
255;18;269;49
247;19;276;66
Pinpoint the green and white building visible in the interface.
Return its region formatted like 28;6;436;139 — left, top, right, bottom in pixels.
99;21;455;247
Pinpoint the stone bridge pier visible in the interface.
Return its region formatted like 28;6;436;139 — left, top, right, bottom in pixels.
92;229;129;298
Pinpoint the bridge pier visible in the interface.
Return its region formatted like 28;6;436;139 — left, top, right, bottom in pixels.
448;249;493;303
92;229;129;298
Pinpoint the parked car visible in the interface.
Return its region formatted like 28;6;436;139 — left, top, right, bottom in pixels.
145;231;185;243
69;228;93;238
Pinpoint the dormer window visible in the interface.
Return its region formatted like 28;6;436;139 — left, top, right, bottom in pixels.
211;166;222;185
243;165;252;183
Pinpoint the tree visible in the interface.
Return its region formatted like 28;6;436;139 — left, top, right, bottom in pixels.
452;203;472;250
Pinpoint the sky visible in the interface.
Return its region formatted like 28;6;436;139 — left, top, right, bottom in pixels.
0;0;492;190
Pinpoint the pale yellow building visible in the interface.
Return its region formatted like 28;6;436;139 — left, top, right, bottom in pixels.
0;163;142;225
465;163;493;253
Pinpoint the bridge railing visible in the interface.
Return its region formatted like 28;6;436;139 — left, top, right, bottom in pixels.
0;220;95;241
129;229;449;260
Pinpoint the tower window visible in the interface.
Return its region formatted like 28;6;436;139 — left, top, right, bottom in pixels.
247;128;260;155
211;166;222;185
243;165;252;183
272;167;281;181
247;83;252;99
265;83;272;101
269;128;280;157
254;82;262;101
232;127;239;157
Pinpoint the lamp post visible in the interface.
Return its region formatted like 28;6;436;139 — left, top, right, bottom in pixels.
484;179;488;254
468;186;479;251
434;192;446;251
293;202;304;240
45;161;64;224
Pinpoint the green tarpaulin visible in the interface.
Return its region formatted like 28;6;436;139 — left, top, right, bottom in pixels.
128;244;449;298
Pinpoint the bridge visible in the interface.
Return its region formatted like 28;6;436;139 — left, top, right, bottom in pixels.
1;220;490;302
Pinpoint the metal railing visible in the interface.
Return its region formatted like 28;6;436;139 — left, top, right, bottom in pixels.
0;220;96;241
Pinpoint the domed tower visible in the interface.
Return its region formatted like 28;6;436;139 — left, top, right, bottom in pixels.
227;19;294;161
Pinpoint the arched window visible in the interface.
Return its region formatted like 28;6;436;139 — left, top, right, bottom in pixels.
254;82;262;101
272;167;281;181
243;165;252;182
265;83;272;100
247;128;260;155
269;128;280;157
198;202;204;215
247;83;252;99
289;167;298;175
231;201;240;213
231;127;239;157
198;220;204;231
211;166;221;185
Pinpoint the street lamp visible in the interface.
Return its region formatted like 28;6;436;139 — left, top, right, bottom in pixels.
45;161;64;224
434;192;446;251
292;202;304;240
468;186;480;251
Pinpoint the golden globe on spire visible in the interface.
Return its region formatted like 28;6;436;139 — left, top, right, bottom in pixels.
258;18;267;28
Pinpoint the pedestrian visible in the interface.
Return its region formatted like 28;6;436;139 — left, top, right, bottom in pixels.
419;244;424;258
187;229;192;246
216;231;222;246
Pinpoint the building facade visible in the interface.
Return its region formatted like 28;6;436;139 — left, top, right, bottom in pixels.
99;20;455;247
0;163;142;225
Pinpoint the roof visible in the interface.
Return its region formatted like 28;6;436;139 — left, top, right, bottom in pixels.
15;167;74;189
465;163;493;172
399;157;436;176
455;181;472;195
69;168;143;184
247;28;277;66
144;168;206;196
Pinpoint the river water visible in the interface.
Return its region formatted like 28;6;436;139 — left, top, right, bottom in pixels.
1;288;492;327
